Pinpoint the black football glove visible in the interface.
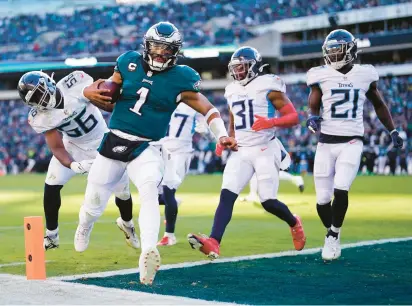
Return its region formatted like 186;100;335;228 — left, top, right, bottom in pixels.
390;130;403;149
306;116;322;133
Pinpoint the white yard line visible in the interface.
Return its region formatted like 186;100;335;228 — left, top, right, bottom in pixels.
52;236;412;281
0;260;53;268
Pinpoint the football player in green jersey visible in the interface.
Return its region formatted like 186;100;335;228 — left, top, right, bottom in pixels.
75;22;237;285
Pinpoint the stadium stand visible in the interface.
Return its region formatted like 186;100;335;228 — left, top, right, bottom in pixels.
0;0;410;60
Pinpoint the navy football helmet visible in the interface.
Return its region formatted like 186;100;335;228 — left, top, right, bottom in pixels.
322;29;357;70
228;46;263;85
17;71;62;110
143;22;183;71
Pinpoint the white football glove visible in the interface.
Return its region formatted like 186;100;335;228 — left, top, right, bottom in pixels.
70;159;94;174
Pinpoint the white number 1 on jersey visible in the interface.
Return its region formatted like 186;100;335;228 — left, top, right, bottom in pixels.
129;87;149;115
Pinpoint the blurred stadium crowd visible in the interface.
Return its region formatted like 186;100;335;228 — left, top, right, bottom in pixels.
0;0;410;61
1;75;410;176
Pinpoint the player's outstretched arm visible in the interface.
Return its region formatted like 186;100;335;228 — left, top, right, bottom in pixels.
366;81;403;148
306;84;323;133
45;129;74;168
251;91;299;131
180;91;237;151
45;130;94;174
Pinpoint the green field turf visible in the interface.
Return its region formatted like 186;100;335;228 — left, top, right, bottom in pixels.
0;173;411;279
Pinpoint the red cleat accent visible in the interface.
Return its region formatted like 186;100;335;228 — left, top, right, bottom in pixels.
187;233;220;259
290;215;306;251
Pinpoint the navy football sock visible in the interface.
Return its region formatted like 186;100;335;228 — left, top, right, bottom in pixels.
43;184;63;231
163;186;178;233
261;199;297;227
158;193;165;205
331;188;348;228
317;202;332;229
115;196;133;222
210;189;238;243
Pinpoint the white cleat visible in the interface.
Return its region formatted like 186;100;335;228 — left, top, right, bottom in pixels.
322;235;341;261
74;224;94;252
44;232;59;250
157;235;177;246
139;247;161;285
116;217;140;249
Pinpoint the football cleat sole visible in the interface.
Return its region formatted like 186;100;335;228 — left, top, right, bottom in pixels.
187;234;219;260
139;247;161;285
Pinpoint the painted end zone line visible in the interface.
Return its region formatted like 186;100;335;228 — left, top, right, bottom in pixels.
0;260;53;268
52;236;412;281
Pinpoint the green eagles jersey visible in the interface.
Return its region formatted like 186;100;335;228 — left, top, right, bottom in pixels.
109;51;201;141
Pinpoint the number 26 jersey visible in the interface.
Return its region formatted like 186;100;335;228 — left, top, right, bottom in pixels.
306;64;379;137
225;74;286;147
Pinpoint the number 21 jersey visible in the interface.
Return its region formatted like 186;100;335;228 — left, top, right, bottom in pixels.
306;64;379;137
225;74;286;147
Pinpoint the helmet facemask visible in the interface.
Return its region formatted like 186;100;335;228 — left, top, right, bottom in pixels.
23;75;62;110
323;40;356;70
228;57;257;86
143;39;181;71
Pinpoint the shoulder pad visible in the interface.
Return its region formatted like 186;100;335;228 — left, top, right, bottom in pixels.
255;74;286;93
307;66;327;86
224;82;239;99
58;71;93;91
359;64;379;82
173;65;202;92
115;51;141;76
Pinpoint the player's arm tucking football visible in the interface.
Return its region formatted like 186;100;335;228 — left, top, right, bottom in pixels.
82;78;118;112
251;91;299;131
306;84;323;133
180;91;237;151
366;81;403;148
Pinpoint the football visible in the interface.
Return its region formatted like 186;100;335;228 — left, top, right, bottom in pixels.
97;80;121;103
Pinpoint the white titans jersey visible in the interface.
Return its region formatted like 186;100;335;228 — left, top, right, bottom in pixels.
306;64;379;137
161;102;199;153
225;74;286;147
28;71;108;144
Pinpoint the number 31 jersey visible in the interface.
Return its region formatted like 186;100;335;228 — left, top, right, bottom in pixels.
306;64;379;137
28;71;108;144
225;74;286;147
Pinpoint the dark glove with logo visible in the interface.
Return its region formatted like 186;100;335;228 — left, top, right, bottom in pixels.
390;130;403;148
306;116;322;133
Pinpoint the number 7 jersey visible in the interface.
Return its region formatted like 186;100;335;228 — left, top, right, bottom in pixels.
306;64;379;137
225;74;286;147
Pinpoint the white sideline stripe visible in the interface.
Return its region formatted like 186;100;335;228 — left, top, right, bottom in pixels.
0;274;233;305
0;260;53;268
0;215;201;231
52;236;412;281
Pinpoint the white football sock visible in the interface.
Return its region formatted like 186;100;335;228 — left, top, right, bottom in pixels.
138;182;160;251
